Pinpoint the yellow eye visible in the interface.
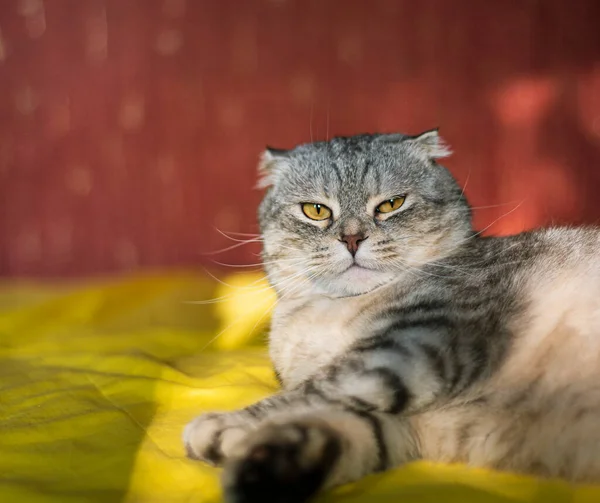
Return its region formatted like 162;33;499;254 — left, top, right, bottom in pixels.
301;203;332;221
376;196;406;214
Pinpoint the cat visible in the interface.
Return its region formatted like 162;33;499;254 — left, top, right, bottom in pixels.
184;130;600;503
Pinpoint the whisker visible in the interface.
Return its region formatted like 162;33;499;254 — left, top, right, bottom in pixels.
184;275;277;305
459;168;471;200
385;256;458;280
465;199;526;242
187;256;318;306
241;263;326;346
216;229;261;238
470;201;523;210
240;267;323;344
197;264;323;351
213;256;309;269
184;297;231;306
214;227;263;243
268;265;321;295
202;239;263;256
199;267;253;290
402;256;474;276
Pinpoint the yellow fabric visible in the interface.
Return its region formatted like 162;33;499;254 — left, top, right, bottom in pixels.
1;272;599;503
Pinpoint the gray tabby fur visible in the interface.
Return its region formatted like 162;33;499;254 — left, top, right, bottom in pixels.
184;131;600;503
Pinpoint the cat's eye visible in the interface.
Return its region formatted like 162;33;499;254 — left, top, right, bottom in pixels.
376;196;406;214
301;203;332;221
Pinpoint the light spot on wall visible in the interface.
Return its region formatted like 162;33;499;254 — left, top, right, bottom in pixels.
17;0;42;16
85;8;108;63
492;77;558;127
504;161;577;233
119;93;145;130
155;29;183;56
66;165;93;196
15;85;38;115
0;28;7;62
289;73;316;105
18;0;46;39
114;239;139;268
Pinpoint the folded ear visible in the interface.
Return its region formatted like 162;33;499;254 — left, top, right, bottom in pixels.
256;146;289;189
407;128;452;161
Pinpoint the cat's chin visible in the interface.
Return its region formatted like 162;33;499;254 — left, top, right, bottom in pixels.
316;266;396;298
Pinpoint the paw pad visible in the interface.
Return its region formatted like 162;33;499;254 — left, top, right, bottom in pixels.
223;422;341;503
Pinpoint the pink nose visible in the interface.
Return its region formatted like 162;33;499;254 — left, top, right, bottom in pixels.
340;234;367;256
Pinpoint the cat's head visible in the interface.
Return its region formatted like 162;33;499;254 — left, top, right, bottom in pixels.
257;130;472;298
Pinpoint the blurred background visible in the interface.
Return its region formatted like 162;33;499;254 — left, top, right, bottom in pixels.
0;0;599;278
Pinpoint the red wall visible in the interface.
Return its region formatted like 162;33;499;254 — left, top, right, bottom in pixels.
1;0;599;277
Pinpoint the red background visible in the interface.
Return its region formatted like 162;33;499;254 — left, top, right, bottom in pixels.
1;0;599;277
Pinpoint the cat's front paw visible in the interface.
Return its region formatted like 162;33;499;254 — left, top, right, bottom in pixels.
183;412;251;466
222;420;342;503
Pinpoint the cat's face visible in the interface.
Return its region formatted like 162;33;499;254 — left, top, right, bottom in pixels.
257;131;472;298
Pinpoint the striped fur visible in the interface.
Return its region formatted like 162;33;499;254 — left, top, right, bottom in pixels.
184;131;600;503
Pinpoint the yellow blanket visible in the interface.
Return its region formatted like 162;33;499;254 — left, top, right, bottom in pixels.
1;272;598;503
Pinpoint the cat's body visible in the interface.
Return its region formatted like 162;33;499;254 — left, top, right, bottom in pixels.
184;131;600;503
272;228;600;480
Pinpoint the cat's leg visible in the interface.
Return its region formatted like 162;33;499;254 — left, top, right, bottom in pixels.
185;328;469;502
184;329;453;465
184;403;417;502
221;409;416;503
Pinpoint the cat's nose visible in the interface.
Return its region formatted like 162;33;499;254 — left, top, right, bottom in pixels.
340;233;368;256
